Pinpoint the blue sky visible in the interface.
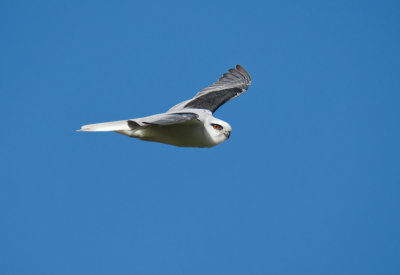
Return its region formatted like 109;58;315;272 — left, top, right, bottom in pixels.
1;1;399;274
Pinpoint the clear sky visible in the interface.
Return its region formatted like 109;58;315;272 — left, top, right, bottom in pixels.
1;1;399;274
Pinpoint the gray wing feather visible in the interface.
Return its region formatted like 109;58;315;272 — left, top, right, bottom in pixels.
183;65;251;113
129;112;199;128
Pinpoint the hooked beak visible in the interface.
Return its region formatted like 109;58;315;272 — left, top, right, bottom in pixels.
224;131;231;139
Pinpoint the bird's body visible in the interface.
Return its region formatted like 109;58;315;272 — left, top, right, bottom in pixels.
114;109;229;148
78;65;251;148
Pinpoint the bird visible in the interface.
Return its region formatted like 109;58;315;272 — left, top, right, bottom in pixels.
77;64;252;148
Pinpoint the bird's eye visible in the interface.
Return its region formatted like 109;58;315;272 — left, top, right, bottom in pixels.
212;124;223;130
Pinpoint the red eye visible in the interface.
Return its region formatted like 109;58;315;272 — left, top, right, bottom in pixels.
212;124;222;130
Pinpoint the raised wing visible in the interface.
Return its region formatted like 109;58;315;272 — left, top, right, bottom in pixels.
182;65;252;113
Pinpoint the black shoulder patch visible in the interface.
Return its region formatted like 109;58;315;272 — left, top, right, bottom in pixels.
127;120;140;129
171;112;199;119
142;112;198;126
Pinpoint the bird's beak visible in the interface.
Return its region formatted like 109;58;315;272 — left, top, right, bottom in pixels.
224;131;231;138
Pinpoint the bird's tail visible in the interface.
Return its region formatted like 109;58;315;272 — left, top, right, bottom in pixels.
77;120;132;132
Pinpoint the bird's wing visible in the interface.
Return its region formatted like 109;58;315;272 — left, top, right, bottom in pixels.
78;112;199;132
137;112;199;126
170;65;251;113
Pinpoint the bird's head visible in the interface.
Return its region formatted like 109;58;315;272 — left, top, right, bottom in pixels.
205;117;232;145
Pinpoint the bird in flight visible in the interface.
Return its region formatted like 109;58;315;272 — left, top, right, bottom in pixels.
78;65;252;148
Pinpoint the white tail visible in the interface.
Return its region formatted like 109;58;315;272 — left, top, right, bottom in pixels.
77;120;130;132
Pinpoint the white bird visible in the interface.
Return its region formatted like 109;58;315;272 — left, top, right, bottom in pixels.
78;65;252;148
